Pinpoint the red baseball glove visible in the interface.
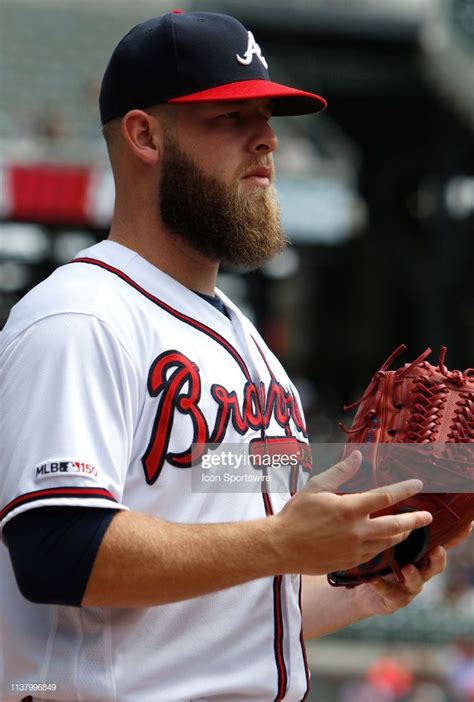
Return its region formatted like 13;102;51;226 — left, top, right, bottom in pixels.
327;344;474;587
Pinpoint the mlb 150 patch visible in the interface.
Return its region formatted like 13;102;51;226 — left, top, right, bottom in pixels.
35;460;99;480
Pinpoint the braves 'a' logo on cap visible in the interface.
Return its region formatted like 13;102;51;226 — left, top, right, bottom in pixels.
236;31;268;69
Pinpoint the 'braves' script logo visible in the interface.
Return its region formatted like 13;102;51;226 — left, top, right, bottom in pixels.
236;31;268;69
142;351;307;485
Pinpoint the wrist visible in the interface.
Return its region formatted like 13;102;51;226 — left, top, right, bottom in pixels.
350;582;379;620
262;512;307;576
260;514;289;574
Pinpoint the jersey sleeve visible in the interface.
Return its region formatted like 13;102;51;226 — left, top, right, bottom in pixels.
0;313;140;533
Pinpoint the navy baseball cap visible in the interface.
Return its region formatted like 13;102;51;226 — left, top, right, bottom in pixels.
99;10;327;125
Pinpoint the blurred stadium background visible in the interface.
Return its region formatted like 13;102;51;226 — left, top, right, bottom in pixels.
1;0;473;699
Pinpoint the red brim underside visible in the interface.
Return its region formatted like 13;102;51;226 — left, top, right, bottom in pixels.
168;79;327;116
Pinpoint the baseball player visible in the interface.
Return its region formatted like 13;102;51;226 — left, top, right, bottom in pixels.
0;11;466;702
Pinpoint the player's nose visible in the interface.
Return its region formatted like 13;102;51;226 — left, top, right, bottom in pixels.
247;121;278;155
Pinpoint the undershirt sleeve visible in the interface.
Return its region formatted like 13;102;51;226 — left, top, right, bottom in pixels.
3;506;120;606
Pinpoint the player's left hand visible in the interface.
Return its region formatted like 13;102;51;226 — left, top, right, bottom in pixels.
353;546;446;616
354;522;472;616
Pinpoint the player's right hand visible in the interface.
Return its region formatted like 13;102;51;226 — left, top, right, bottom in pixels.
272;451;433;576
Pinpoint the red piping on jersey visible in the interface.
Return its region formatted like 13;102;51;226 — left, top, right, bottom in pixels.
251;337;278;445
252;335;277;381
252;337;307;442
70;257;252;381
261;479;288;700
261;467;273;518
273;575;288;700
298;577;311;700
0;487;117;521
289;465;299;495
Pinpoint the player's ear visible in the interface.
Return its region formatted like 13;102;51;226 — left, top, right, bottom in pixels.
120;110;163;167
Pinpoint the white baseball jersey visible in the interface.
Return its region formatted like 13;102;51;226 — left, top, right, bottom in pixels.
0;240;312;702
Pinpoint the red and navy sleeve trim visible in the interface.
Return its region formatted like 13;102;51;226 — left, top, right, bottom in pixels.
0;487;118;521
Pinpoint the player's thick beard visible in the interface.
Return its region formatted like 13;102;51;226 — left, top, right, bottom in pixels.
158;134;288;269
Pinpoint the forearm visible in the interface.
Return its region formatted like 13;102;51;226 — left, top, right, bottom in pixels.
301;574;370;639
82;510;281;607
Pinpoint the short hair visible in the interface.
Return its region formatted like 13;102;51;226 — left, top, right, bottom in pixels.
101;106;175;175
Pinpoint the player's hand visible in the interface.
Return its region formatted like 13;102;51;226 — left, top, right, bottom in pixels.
272;450;433;576
351;545;447;616
352;521;472;616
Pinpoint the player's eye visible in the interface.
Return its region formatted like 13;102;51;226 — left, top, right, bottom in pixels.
220;111;241;120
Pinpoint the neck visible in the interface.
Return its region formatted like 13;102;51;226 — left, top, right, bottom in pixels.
108;204;219;295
